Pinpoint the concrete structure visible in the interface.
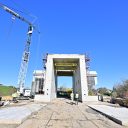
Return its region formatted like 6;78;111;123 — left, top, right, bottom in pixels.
87;71;97;87
31;70;45;94
33;54;97;102
87;71;97;93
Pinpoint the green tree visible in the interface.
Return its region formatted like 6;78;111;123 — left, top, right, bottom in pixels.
97;87;108;95
59;86;66;91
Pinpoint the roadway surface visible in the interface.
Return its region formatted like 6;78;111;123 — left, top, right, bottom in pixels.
0;99;126;128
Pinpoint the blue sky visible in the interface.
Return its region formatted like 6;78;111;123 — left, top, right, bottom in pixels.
58;77;72;88
0;0;128;89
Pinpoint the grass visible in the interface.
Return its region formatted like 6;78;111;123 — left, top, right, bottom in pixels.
0;85;17;96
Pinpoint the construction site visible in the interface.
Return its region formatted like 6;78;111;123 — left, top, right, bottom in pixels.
0;1;128;128
0;2;98;102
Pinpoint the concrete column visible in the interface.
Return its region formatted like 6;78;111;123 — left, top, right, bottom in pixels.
79;56;88;101
50;63;56;99
43;56;54;101
74;62;82;101
72;72;75;93
31;81;36;93
55;74;58;97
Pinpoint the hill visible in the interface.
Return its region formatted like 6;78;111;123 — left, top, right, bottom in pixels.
0;85;17;96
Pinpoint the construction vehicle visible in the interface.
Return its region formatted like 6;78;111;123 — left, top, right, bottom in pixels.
0;3;34;95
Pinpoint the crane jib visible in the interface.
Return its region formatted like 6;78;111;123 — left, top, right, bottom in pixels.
0;3;32;26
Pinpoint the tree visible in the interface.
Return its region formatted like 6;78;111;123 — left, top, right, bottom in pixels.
97;87;108;95
59;86;66;91
111;91;117;98
88;88;97;96
113;80;128;98
97;87;112;96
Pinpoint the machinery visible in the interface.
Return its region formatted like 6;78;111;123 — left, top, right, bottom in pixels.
0;3;34;95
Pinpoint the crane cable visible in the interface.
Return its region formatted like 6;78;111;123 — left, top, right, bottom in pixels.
34;22;41;70
6;16;15;41
10;0;37;24
0;1;37;26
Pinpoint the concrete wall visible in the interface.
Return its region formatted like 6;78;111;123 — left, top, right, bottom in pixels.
43;55;53;101
73;61;82;101
84;96;98;101
31;82;36;93
35;80;39;93
35;95;51;102
32;71;45;94
73;56;88;101
79;56;88;101
50;62;56;100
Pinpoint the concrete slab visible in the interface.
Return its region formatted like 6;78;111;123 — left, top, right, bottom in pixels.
0;103;46;124
2;99;124;128
17;119;49;128
72;120;97;128
88;104;128;126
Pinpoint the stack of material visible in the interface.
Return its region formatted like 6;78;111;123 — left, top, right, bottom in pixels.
1;96;13;101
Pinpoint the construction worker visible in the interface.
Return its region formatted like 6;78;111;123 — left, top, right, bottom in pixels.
70;92;74;105
75;93;79;105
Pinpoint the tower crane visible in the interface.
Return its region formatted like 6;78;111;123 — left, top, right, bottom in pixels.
0;3;34;94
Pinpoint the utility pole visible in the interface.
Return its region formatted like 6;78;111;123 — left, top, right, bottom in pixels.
0;3;34;94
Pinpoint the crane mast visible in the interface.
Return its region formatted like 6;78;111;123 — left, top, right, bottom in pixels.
18;26;33;94
0;3;33;94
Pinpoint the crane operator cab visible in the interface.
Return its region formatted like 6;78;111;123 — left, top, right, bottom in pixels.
28;25;33;35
